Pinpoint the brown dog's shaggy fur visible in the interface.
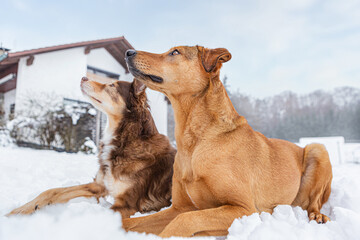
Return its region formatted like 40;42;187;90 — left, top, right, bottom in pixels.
7;78;176;219
123;46;333;237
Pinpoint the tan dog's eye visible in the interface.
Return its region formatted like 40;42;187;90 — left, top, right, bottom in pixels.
109;84;115;87
170;50;180;56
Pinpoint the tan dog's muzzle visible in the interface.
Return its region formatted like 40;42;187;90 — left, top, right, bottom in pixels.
125;49;164;83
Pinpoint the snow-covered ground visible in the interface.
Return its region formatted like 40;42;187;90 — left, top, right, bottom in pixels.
1;146;360;240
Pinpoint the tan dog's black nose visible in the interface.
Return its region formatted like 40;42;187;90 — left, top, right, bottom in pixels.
81;77;89;82
126;49;137;58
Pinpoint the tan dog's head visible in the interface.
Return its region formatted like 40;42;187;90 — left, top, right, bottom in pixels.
125;46;231;96
80;77;146;117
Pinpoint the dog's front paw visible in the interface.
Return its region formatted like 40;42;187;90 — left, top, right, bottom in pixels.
309;212;330;224
6;203;40;217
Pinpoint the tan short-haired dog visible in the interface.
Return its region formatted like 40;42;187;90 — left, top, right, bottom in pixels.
123;46;333;237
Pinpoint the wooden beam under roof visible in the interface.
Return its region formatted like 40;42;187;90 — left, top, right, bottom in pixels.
105;44;129;73
0;64;18;93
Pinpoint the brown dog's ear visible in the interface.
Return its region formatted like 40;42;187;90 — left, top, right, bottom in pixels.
199;47;232;73
132;78;146;96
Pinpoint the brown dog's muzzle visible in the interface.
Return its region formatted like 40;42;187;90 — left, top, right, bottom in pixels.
125;49;163;83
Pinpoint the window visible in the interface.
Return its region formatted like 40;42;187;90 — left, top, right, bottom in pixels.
0;94;4;122
10;103;15;115
8;103;15;120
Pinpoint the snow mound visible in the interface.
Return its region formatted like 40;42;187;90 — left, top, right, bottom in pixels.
0;199;160;240
1;147;360;240
228;205;360;240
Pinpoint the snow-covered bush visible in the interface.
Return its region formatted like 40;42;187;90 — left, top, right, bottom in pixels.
58;98;97;153
8;93;97;153
0;127;14;147
80;137;97;154
0;96;5;126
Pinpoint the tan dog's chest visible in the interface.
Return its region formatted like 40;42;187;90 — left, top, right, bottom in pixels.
173;144;245;210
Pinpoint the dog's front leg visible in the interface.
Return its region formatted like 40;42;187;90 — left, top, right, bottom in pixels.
6;182;107;216
159;205;256;238
122;206;185;235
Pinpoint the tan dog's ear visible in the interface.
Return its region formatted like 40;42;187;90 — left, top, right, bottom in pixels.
199;47;232;73
132;78;146;96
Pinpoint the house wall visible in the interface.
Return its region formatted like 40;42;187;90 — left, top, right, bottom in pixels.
87;48;132;82
14;47;168;136
87;48;168;135
16;47;88;106
146;89;168;136
3;89;16;119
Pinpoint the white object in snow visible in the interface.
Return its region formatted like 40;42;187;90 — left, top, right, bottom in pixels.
299;136;345;165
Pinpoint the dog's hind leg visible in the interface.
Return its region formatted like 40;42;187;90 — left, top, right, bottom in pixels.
292;143;333;223
6;182;107;216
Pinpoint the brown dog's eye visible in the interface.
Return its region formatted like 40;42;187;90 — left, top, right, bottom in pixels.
170;50;180;56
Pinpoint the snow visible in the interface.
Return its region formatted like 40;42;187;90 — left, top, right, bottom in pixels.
1;146;360;240
88;108;97;116
81;137;98;154
344;143;360;163
83;138;97;150
299;137;345;165
63;102;90;125
0;129;14;147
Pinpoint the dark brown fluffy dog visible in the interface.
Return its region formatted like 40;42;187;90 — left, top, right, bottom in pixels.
7;78;176;219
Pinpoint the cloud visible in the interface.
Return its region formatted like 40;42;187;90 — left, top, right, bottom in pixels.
10;0;30;12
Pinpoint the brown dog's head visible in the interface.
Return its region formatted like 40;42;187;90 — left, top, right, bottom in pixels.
80;77;146;117
125;46;231;96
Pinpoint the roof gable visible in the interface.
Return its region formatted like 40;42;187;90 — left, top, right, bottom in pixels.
0;36;133;73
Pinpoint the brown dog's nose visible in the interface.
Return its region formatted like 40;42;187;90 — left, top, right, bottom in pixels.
81;77;89;82
126;49;137;58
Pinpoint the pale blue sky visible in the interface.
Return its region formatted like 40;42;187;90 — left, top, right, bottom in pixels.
2;0;360;97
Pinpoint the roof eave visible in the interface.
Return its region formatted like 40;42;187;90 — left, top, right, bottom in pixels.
0;53;8;62
0;36;134;72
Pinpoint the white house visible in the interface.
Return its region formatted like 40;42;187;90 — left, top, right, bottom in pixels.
0;37;168;144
